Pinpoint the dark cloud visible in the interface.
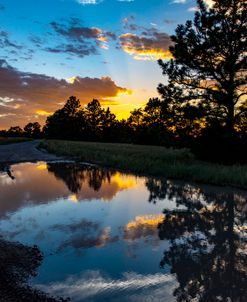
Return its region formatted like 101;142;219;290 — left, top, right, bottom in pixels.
29;35;44;47
51;219;99;233
0;31;35;63
0;60;131;128
119;28;172;60
122;15;143;31
163;19;176;25
45;43;97;58
57;225;118;251
0;31;22;50
105;31;117;40
42;18;116;57
50;20;102;40
27;18;116;59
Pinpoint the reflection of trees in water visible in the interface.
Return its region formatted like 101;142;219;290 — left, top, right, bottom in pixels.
0;239;67;301
47;163;115;193
147;177;247;302
0;163;15;180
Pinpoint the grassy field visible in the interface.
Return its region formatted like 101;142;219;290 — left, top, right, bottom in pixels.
0;137;32;145
40;140;247;189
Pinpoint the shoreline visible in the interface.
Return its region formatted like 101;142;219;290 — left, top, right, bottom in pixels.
0;139;246;190
40;140;247;190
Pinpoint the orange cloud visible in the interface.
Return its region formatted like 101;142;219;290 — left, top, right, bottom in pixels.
36;110;53;116
119;31;172;61
0;60;132;128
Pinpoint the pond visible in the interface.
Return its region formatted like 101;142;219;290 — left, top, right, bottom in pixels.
0;161;246;302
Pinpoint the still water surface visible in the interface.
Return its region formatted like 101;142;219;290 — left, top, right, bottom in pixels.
0;161;246;301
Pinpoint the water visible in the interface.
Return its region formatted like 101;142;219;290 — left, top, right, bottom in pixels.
0;161;246;302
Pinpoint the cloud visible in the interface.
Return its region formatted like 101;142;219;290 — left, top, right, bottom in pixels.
0;31;22;50
0;60;131;128
163;19;176;25
45;43;97;58
172;0;186;3
57;225;118;251
119;29;172;61
46;19;116;57
50;20;101;40
76;0;134;3
122;15;139;31
173;0;214;8
124;214;164;243
188;6;198;12
37;271;176;302
77;0;102;4
172;0;214;9
203;0;214;8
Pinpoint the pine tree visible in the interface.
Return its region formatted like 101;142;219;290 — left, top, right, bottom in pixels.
158;0;247;136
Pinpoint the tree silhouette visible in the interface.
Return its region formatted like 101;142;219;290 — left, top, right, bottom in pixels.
44;96;86;140
158;0;247;161
84;99;117;141
24;122;41;138
47;162;114;193
101;107;117;141
151;178;247;302
85;99;104;136
44;97;118;142
7;126;23;137
158;0;246;134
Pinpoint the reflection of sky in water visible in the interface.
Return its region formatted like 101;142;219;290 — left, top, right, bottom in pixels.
0;162;178;301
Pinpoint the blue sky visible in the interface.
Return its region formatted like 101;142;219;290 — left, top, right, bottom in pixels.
0;0;199;128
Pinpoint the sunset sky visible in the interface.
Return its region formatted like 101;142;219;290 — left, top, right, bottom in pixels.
0;0;206;129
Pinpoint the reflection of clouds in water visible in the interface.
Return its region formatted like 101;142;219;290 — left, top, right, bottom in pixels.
2;211;164;257
0;173;15;185
51;219;99;233
57;225;118;251
53;221;117;250
124;214;164;243
68;194;78;202
123;214;165;258
36;163;48;170
37;271;176;302
0;162;69;216
0;162;144;216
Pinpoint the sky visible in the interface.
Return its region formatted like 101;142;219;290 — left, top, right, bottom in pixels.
0;0;206;129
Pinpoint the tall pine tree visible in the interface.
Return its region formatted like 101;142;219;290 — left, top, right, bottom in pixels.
158;0;247;137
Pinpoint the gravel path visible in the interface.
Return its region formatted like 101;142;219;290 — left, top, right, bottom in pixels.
0;140;62;163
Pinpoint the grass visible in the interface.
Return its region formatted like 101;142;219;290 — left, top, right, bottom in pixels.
0;137;32;145
40;140;247;189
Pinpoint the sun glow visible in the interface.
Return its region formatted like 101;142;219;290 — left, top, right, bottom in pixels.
37;163;48;170
69;194;78;203
111;173;136;190
36;110;53;116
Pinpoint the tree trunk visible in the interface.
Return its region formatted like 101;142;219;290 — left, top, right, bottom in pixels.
226;100;235;137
